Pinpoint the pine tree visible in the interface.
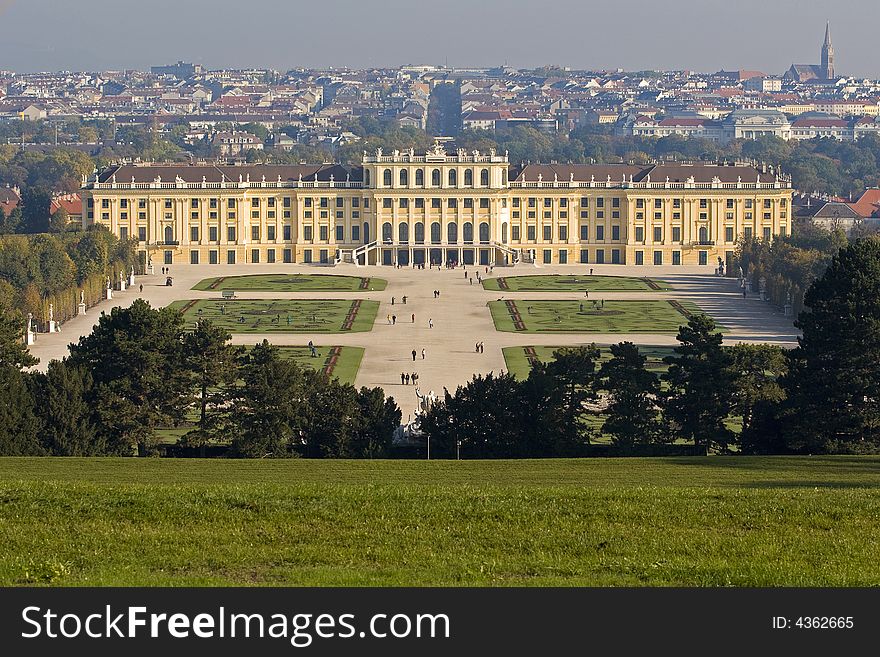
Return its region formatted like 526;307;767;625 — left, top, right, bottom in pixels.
31;360;101;455
181;319;241;452
783;238;880;452
600;342;662;446
662;315;735;451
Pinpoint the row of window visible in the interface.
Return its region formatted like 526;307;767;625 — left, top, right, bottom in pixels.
181;249;332;266
378;168;493;187
380;197;493;210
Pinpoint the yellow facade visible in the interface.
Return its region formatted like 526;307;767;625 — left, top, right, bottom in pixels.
82;145;792;268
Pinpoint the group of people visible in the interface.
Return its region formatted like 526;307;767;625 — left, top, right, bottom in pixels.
387;313;419;325
474;342;485;353
390;296;408;305
411;348;426;361
400;372;420;386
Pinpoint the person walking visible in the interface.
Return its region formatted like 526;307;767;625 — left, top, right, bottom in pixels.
387;314;392;324
469;277;473;285
402;296;407;304
428;318;433;329
590;268;594;275
401;372;405;385
405;373;411;385
421;348;426;360
391;297;395;305
392;315;397;324
475;342;480;353
412;349;417;361
411;313;415;323
139;284;143;293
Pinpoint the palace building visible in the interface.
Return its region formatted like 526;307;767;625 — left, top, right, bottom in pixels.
81;140;793;269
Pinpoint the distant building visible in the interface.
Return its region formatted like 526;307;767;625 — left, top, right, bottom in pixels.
743;76;782;93
0;186;20;215
151;61;205;80
50;193;83;224
785;23;835;82
212;131;264;156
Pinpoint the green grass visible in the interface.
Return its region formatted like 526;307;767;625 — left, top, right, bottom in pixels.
502;345;676;380
169;299;378;333
193;273;387;292
483;274;671;292
276;345;364;385
1;457;879;586
489;299;717;333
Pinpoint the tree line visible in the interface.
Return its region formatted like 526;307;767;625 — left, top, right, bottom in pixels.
0;227;138;328
0;299;401;458
421;239;880;457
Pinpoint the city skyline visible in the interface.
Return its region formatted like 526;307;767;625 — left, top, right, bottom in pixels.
0;0;876;78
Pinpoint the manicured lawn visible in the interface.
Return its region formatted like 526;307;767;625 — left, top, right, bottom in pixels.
169;299;378;333
483;274;671;292
502;344;676;380
0;457;878;586
276;345;364;385
489;299;716;333
192;273;387;292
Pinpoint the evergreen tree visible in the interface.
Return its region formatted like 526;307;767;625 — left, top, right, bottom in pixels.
30;360;101;455
600;342;662;446
662;315;735;451
67;299;189;455
0;366;41;455
181;319;241;451
782;238;880;453
229;341;306;457
351;386;401;458
534;344;602;447
20;187;52;233
725;343;787;436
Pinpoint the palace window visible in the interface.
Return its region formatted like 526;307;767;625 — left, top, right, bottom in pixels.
480;169;489;186
464;169;473;186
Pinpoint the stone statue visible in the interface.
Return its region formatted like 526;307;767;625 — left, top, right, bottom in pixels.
80;290;85;305
48;303;54;322
106;276;112;289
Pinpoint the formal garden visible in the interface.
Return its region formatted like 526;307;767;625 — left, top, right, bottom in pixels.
489;299;713;333
483;274;671;292
192;273;387;292
169;298;379;333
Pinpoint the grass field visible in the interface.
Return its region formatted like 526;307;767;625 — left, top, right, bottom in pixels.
483;274;671;292
192;273;387;292
489;299;714;333
169;299;379;333
276;345;364;385
502;344;676;380
0;457;878;586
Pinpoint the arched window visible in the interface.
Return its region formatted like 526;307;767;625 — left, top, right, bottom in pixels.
415;169;424;186
430;221;441;243
382;221;392;243
463;222;474;243
415;222;425;243
383;169;392;187
464;169;473;186
479;222;490;243
480;168;490;186
364;170;371;187
399;169;408;186
431;169;441;186
363;222;370;243
448;169;457;187
699;226;708;243
164;226;174;243
501;223;508;243
399;222;409;243
447;222;458;244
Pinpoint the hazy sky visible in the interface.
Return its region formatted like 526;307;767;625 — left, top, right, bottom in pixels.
0;0;874;77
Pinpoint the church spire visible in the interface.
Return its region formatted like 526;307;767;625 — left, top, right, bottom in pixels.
821;21;834;79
